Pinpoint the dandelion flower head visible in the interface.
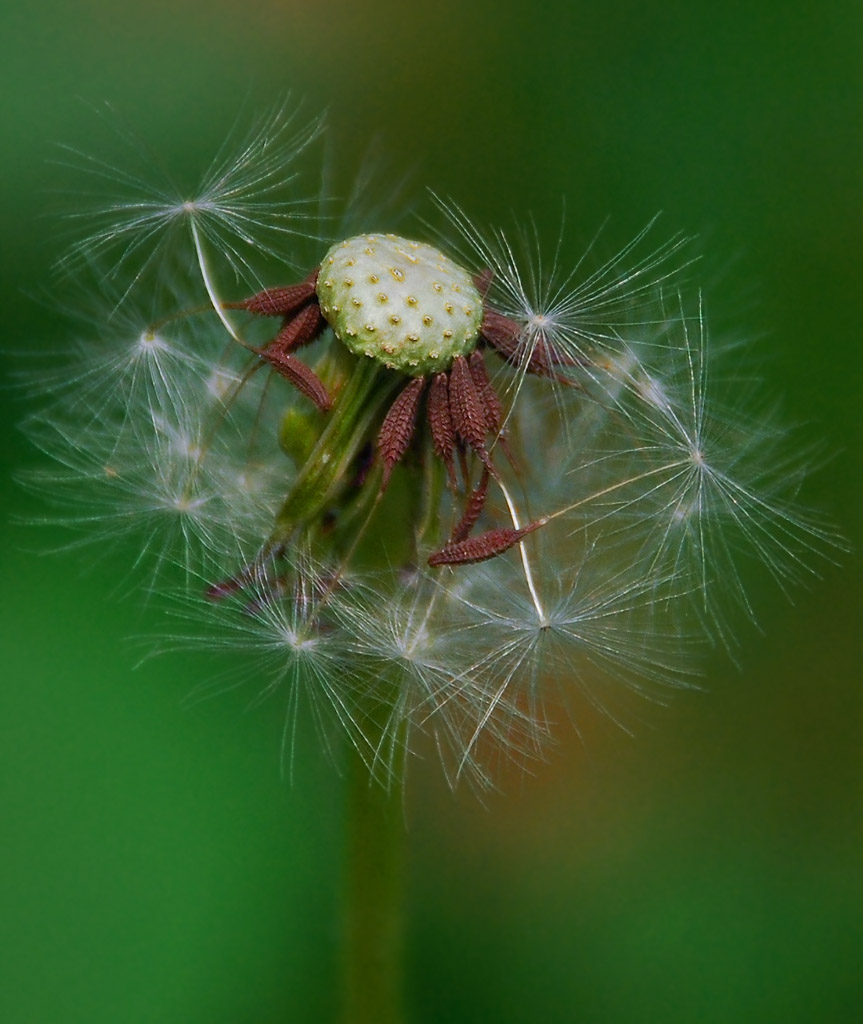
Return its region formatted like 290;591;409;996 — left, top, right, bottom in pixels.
21;102;845;789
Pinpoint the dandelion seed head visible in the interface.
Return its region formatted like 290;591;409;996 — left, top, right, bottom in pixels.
318;234;483;375
19;100;846;788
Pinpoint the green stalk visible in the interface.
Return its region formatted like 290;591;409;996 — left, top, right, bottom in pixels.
272;357;415;1018
342;751;406;1024
274;357;399;539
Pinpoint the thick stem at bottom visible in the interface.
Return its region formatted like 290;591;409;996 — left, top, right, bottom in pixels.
342;753;406;1024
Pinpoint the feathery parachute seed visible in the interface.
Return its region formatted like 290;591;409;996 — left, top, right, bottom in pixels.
55;102;324;293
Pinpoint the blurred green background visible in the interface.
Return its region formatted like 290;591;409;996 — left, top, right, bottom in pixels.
1;1;860;1021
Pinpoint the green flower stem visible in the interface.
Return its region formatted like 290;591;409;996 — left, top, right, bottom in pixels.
274;355;417;1020
342;751;406;1024
274;356;399;540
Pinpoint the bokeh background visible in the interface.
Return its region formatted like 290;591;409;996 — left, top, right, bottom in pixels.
1;1;860;1021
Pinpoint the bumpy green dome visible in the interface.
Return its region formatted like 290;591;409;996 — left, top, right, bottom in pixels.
316;234;483;376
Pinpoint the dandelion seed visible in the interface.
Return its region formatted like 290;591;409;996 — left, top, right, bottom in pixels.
165;557;369;781
546;293;847;645
22;376;289;591
55;101;325;307
431;197;695;394
330;571;542;791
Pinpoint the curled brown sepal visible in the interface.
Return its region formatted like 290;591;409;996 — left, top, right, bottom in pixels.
520;336;581;381
468;350;503;435
448;355;496;475
480;308;523;361
428;517;547;567
427;372;457;489
258;349;332;411
469;349;518;469
473;268;494;299
449;468;490;545
378;376;426;488
271;303;327;353
481;309;576;382
225;269;320;317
